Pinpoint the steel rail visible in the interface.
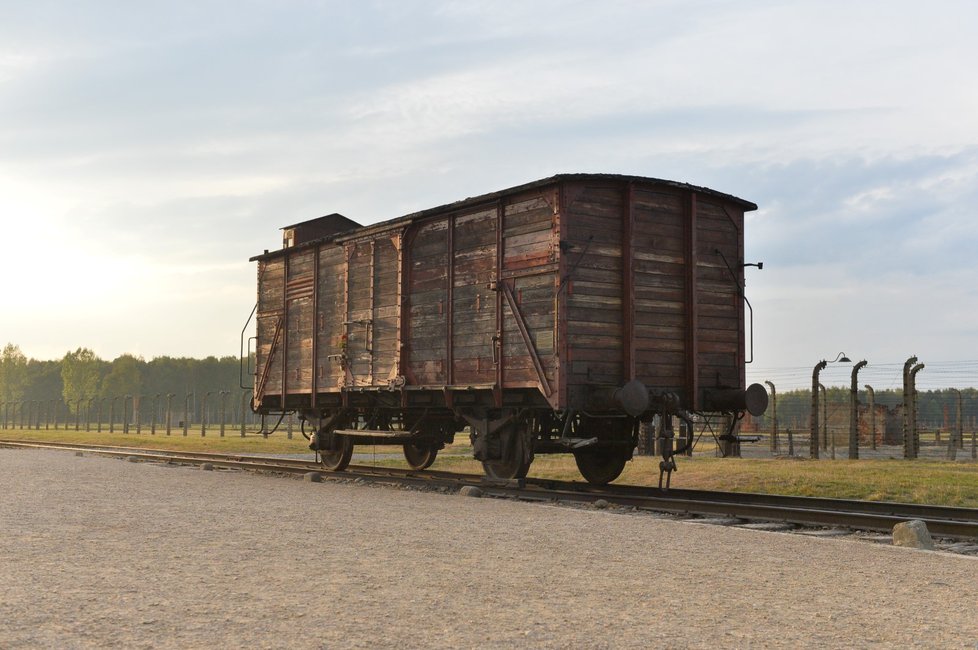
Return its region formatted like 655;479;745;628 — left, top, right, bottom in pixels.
3;439;977;539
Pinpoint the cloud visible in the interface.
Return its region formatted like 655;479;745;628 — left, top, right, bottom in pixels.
3;0;978;371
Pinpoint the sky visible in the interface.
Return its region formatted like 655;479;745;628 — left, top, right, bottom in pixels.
2;0;978;390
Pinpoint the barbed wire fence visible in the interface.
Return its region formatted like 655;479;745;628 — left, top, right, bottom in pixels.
0;389;284;438
722;357;978;460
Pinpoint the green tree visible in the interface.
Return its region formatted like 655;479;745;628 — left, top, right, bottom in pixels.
61;348;101;413
101;354;144;399
0;343;28;403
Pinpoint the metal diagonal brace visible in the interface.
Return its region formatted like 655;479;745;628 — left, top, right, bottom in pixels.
254;315;284;409
498;280;553;397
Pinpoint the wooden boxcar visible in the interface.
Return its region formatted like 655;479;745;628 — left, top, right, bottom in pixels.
247;174;766;484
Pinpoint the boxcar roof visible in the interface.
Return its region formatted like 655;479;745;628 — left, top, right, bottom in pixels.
251;173;756;261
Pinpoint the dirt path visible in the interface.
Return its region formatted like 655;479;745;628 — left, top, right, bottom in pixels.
1;448;976;648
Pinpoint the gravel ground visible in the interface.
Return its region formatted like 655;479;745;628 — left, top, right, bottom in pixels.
1;449;977;649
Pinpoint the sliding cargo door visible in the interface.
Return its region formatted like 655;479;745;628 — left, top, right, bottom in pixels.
406;210;500;388
343;238;400;388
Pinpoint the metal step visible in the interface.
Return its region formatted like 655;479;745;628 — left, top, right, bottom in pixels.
333;429;412;439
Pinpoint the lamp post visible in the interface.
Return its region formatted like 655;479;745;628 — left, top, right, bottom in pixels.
810;352;851;459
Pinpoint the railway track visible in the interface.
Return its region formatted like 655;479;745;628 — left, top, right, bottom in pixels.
3;438;977;541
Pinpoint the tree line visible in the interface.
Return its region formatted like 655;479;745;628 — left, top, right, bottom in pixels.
0;343;247;419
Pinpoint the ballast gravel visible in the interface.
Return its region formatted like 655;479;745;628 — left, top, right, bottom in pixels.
1;448;977;649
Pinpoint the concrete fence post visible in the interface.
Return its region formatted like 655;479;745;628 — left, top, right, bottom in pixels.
240;391;250;437
971;412;978;459
111;397;120;433
220;391;228;438
184;393;192;437
151;394;159;435
849;360;868;459
165;393;174;436
123;395;132;434
764;380;778;455
135;395;142;434
910;363;924;458
902;356;918;459
811;360;828;459
87;397;96;432
820;383;831;459
864;385;876;450
201;391;213;437
948;388;961;461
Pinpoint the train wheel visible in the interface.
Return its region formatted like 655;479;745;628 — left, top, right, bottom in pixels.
574;449;628;485
320;436;353;471
481;455;531;480
481;425;532;480
403;444;438;470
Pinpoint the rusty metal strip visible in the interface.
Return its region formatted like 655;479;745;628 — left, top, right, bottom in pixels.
368;240;376;383
282;254;289;403
622;181;635;382
494;201;504;407
685;192;699;409
390;233;403;383
499;280;552;397
446;215;455;387
555;184;567;409
311;247;320;408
